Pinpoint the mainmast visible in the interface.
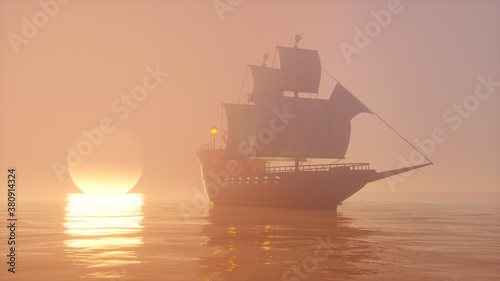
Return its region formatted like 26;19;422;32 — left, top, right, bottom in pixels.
293;33;303;171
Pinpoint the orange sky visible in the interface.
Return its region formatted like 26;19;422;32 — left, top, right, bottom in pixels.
0;0;499;200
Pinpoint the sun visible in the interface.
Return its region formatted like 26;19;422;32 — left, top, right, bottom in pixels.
68;127;144;194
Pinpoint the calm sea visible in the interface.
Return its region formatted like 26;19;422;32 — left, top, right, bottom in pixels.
1;192;499;281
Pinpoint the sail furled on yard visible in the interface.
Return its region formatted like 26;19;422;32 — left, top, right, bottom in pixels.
224;83;372;160
249;46;321;98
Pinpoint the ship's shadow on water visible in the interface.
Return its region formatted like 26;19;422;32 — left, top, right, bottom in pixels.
197;204;378;281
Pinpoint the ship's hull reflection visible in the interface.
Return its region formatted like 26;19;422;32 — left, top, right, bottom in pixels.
63;193;144;277
198;204;377;281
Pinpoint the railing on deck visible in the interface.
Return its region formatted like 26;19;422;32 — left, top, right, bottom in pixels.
198;143;214;151
245;163;370;174
196;143;370;173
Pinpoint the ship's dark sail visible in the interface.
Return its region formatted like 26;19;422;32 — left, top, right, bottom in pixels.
224;103;258;158
249;46;321;98
277;46;321;94
248;65;283;96
224;83;372;160
329;83;371;119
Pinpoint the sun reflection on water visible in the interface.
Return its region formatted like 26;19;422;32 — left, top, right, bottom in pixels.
63;193;144;269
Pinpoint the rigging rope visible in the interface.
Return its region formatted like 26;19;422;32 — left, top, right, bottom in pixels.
321;67;433;165
238;48;277;104
237;66;249;104
271;48;278;68
220;104;224;149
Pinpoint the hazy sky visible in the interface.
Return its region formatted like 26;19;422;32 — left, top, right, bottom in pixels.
0;0;499;200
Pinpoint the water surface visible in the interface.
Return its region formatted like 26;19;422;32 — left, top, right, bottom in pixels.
1;192;499;280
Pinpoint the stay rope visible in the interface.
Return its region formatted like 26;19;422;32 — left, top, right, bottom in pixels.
321;67;433;165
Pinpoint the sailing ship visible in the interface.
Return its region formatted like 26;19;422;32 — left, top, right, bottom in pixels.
195;36;431;210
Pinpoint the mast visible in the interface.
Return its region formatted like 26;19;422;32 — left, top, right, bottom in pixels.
292;39;300;170
293;33;301;169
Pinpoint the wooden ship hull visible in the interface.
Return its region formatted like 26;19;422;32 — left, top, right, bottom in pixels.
195;149;428;210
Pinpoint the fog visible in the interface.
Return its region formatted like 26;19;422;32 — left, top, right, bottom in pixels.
0;0;498;200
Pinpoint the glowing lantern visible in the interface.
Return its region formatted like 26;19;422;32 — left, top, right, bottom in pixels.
211;126;218;149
